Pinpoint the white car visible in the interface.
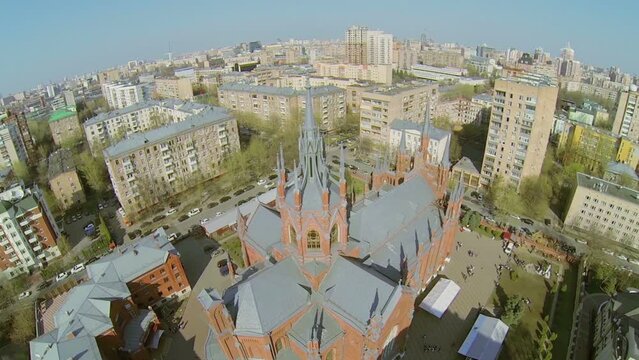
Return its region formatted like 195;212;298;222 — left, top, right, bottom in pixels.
168;233;178;242
576;239;587;245
215;211;223;217
188;208;201;217
200;218;209;225
18;291;32;300
265;182;275;188
603;249;614;256
504;242;514;255
71;263;85;274
462;226;472;232
257;179;267;186
165;208;177;216
56;271;70;282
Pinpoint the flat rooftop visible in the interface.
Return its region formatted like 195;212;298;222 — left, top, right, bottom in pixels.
502;72;557;88
577;172;639;206
363;81;435;96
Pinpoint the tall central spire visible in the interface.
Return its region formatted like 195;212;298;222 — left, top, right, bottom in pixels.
299;79;326;184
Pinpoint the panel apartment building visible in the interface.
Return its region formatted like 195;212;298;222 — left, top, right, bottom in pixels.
47;149;86;210
218;83;346;129
84;100;209;151
0;183;61;278
357;82;438;144
480;73;558;188
104;108;239;216
155;77;194;100
564;173;639;248
612;88;639;141
313;62;393;85
102;82;145;109
0;122;29;171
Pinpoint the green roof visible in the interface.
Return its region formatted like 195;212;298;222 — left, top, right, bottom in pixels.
49;106;77;123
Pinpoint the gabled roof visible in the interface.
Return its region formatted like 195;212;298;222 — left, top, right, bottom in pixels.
30;333;102;360
48;149;77;179
231;257;310;335
288;305;343;350
245;204;282;254
453;156;480;175
319;256;400;332
87;229;175;283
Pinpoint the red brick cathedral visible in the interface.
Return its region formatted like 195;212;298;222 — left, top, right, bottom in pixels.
199;83;463;360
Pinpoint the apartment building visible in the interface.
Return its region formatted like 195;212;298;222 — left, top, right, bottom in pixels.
102;82;144;109
97;68;122;84
218;83;346;129
155;77;194;100
48;106;81;146
264;75;363;90
3;110;36;164
388;119;451;164
480;74;559;188
434;94;492;125
420;48;465;68
83;100;209;151
0;184;61;279
359;82;438;144
104;108;239;215
0;123;29;170
346;25;368;64
345;26;392;65
564;173;639;248
47;149;85;210
30;229;191;360
612;88;639;140
313;62;393;85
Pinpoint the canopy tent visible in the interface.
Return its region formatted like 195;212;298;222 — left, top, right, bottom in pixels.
458;315;509;360
418;278;461;318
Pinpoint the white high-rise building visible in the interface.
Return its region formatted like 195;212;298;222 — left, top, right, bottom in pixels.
345;26;392;65
101;82;144;109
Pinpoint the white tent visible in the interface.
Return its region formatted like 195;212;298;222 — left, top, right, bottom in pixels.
458;315;509;360
419;278;461;318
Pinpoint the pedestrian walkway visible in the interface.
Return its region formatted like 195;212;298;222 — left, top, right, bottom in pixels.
406;231;505;359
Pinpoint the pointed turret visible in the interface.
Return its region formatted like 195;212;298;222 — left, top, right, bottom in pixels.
303;78;317;132
398;129;407;154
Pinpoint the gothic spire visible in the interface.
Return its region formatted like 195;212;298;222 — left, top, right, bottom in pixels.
399;129;407;154
422;101;431;138
339;145;345;180
304;78;317;131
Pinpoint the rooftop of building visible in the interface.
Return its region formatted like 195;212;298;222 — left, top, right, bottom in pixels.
84;99;209;126
47;149;77;179
607;162;639;181
390;119;451;141
473;93;493;103
576;172;639;206
501;72;558;88
219;83;342;97
48;106;77;123
103;106;233;159
362;81;435;96
453;156;480;175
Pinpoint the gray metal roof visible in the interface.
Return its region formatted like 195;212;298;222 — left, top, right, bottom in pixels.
103;107;233;159
320;256;400;332
288;305;343;350
84;99;209;126
607;162;639;181
231;257;310;335
30;332;102;360
204;327;227;360
47;149;77;179
576;172;639;206
390;119;422;132
220;83;342;98
245;204;282;254
453;156;480;175
87;229;176;283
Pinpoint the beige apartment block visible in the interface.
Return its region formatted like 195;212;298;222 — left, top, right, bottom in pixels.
313;62;393;85
612;89;639;141
480;74;558;188
47;149;85;210
155;77;194;100
104;108;239;215
48;106;81;146
358;82;438;144
218;83;346;129
564;173;639;248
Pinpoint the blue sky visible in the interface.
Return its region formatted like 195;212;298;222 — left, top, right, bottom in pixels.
0;0;636;95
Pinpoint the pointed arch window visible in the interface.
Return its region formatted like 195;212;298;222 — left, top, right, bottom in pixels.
325;348;336;360
330;224;339;244
289;225;297;245
307;230;320;249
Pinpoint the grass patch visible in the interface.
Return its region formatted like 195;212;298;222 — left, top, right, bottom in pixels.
349;177;366;196
551;265;578;359
221;236;244;268
492;251;554;360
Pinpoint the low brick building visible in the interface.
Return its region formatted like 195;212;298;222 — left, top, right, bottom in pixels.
48;149;85;210
30;229;191;360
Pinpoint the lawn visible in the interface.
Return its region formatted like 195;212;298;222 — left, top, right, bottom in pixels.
491;250;555;360
349;177;366;197
221;236;244;268
551;264;578;359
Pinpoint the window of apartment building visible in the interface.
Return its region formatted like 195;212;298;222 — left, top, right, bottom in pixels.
167;286;173;292
149;274;155;280
163;277;169;283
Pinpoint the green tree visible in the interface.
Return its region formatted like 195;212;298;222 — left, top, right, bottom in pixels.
10;306;34;344
77;153;108;194
501;294;525;327
519;176;551;218
98;215;112;245
12;160;31;183
57;234;71;255
449;134;462;162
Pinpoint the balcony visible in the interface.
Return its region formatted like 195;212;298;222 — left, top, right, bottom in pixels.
37;253;46;259
162;153;172;160
28;236;37;244
32;245;42;252
19;220;29;227
9;255;18;262
29;213;42;221
23;228;33;236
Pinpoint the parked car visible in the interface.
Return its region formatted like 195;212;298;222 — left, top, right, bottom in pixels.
178;214;189;222
233;189;245;196
521;218;534;225
153;214;166;222
265;182;274;188
168;233;179;242
461;204;470;212
56;271;70;282
503;242;515;255
200;218;209;226
257;179;267;186
187;208;201;217
576;239;587;245
207;202;219;209
83;223;96;236
218;259;229;276
220;196;231;203
97;203;107;210
36;281;50;291
215;211;223;217
603;249;614;256
165;208;177;216
268;174;278;180
71;263;85;274
520;227;532;236
18;291;32;300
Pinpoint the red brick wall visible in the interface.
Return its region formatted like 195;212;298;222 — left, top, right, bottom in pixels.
127;254;190;308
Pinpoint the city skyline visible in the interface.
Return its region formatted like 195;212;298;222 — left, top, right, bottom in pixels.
1;0;637;95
